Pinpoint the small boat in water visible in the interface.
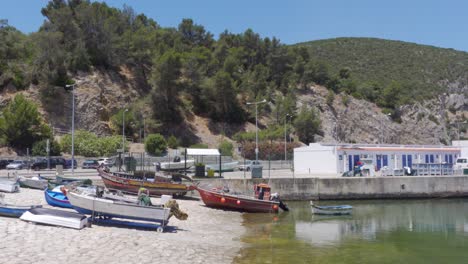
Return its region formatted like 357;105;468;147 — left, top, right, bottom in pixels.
19;176;48;190
310;201;352;215
20;207;88;229
44;188;72;208
195;183;289;213
0;178;20;193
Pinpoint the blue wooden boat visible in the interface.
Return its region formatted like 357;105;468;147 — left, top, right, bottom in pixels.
0;203;42;218
310;201;352;215
44;189;72;208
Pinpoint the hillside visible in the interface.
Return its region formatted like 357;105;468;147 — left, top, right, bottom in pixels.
297;37;468;99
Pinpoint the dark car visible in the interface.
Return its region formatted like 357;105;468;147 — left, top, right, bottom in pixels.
0;159;13;170
31;158;66;170
65;159;78;169
82;159;99;169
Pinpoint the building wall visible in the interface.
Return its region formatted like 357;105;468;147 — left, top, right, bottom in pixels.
294;143;338;174
453;140;468;157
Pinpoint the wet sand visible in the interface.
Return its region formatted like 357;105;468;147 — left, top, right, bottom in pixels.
0;188;244;264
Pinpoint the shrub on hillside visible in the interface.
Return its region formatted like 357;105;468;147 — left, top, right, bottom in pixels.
167;135;179;149
60;130;124;157
145;134;167;156
218;140;233;156
32;139;61;156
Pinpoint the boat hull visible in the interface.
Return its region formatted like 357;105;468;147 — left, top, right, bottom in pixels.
67;191;171;224
99;169;190;197
20;208;88;230
44;189;72;208
19;178;48;190
311;204;352;215
0;180;20;193
0;204;42;218
160;160;195;171
195;187;279;213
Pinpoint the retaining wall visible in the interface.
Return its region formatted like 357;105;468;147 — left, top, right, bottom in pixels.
197;176;468;200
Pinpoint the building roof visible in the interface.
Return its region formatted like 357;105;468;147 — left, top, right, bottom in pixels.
186;148;220;156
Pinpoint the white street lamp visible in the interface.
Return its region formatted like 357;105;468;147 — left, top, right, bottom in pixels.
284;113;291;161
246;99;267;162
65;84;76;176
122;109;129;152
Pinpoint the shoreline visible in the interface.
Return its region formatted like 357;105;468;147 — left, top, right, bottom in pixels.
0;188;245;264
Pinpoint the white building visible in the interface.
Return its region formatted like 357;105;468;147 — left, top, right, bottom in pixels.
294;143;461;175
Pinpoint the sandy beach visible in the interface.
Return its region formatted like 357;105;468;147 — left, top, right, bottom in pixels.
0;188;244;264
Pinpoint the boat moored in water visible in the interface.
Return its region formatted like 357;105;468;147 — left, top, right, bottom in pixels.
310;201;352;215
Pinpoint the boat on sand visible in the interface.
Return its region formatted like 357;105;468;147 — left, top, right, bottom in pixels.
0;178;20;193
19;176;48;190
20;207;88;229
0;194;42;218
195;183;289;213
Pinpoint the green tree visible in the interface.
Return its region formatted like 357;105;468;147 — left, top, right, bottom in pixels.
167;135;179;149
294;105;321;144
218;140;233;156
0;94;51;149
110;109;137;138
32;139;61;156
145;133;167;156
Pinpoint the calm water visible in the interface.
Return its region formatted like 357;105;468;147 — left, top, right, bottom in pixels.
234;199;468;264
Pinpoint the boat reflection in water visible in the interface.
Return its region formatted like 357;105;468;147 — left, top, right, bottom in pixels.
296;199;468;247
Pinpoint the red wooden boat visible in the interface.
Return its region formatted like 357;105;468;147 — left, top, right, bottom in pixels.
98;168;194;197
195;183;288;213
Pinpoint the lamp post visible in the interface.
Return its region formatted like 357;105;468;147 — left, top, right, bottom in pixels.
122;109;129;152
246;99;267;162
65;84;76;176
284;114;291;161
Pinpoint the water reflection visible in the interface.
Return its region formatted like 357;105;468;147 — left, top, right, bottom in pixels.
236;199;468;264
296;199;468;247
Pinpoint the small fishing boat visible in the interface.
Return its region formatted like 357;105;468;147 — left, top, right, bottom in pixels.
19;176;48;190
44;189;72;208
205;161;239;172
20;207;88;229
158;156;195;171
0;194;42;218
310;201;353;215
55;175;92;184
98;167;194;197
0;178;20;193
195;183;289;213
67;187;186;232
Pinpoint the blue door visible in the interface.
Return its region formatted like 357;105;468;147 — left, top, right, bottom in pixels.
408;155;412;167
430;155;434;163
402;155;407;167
348;155;353;171
449;155;453;164
425;154;429;163
383;155;388;167
354;155;360;168
376;155;382;170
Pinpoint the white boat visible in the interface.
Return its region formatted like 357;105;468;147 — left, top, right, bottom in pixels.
67;188;172;232
19;176;48;190
20;208;88;229
205;161;239;172
310;201;353;215
0;178;20;193
158;157;195;171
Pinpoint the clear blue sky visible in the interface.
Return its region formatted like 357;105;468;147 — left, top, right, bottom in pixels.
1;0;467;51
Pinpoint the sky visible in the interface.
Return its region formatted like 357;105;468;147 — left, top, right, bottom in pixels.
1;0;467;51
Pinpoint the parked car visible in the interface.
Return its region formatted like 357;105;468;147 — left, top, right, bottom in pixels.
98;158;114;167
65;159;78;169
31;158;66;170
238;160;261;171
0;159;13;169
82;159;99;169
6;160;27;170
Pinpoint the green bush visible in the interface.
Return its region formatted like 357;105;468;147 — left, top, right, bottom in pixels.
32;139;61;156
218;140;233;156
167;135;179;149
60;130;124;157
145;134;167;156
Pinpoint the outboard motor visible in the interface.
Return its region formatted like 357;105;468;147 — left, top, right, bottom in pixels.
270;193;289;211
173;156;181;162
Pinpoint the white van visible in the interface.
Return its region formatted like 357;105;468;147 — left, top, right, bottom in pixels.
454;157;468;170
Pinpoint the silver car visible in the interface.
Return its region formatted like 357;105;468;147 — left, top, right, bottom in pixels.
238;160;261;171
6;160;27;170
